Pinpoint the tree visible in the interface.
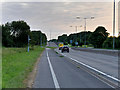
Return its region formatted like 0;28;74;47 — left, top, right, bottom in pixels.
11;20;30;47
2;23;14;47
58;34;67;44
2;20;30;47
30;31;47;46
67;31;92;46
89;26;109;48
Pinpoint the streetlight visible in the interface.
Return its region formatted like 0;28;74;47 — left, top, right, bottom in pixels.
70;25;82;45
113;0;115;49
70;25;82;33
76;16;94;46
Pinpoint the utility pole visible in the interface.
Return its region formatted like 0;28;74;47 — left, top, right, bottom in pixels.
113;0;115;49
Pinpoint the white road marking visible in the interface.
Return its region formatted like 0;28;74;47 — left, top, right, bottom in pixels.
46;49;60;89
55;49;120;83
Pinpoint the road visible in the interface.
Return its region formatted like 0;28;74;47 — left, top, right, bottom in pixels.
56;47;118;79
33;42;117;88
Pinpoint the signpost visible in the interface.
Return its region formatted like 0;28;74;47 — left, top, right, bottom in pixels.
59;43;64;47
75;42;78;46
28;35;31;52
70;40;73;44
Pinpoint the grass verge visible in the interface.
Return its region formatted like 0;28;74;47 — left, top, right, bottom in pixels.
59;55;64;57
2;46;45;88
46;46;57;49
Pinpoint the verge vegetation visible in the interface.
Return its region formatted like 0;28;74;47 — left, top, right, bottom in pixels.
2;46;45;88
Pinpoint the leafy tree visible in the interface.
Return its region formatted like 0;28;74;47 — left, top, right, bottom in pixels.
102;36;113;48
30;31;41;45
42;33;47;45
89;26;109;48
10;20;30;47
2;23;14;47
2;20;30;47
58;34;67;44
30;31;47;46
103;36;120;49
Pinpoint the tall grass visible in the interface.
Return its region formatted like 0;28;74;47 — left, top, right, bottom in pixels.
2;46;45;88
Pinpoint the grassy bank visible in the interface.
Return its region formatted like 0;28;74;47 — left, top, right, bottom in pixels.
2;46;45;88
46;46;57;49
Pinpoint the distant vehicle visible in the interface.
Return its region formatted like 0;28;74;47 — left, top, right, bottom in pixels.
61;46;69;53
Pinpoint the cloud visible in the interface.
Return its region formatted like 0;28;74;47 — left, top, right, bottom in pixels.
2;2;119;40
1;0;120;2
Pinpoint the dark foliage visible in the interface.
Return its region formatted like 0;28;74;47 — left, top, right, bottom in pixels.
2;20;47;47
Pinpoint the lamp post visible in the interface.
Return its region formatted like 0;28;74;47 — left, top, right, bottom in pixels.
70;25;82;33
113;0;115;49
70;25;82;45
76;16;94;46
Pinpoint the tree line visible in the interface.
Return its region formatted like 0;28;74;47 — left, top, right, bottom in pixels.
54;26;120;49
1;20;47;47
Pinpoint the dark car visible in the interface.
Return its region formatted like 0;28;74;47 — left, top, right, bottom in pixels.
61;46;69;53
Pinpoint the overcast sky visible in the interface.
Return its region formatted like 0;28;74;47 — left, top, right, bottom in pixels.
1;1;120;40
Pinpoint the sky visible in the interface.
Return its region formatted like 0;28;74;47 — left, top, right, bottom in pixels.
1;0;120;40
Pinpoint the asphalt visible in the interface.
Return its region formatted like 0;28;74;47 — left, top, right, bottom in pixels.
33;42;114;88
55;48;118;79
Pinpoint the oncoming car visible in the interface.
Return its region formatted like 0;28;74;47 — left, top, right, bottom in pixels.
61;46;69;53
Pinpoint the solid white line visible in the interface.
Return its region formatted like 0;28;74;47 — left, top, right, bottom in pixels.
70;57;120;82
55;49;120;83
46;49;60;89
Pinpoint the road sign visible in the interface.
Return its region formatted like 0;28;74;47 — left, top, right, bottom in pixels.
59;43;64;47
70;40;73;44
75;42;78;45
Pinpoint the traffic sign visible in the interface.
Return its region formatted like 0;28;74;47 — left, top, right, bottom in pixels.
59;43;63;47
75;42;78;45
70;40;73;44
